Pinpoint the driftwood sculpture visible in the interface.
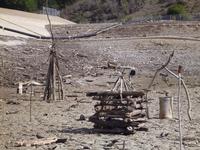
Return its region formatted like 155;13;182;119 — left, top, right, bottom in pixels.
43;45;64;102
43;1;64;102
147;51;191;150
147;51;191;120
87;69;147;134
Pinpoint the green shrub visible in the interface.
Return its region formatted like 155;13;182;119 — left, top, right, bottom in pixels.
167;3;187;15
0;0;38;12
24;0;38;11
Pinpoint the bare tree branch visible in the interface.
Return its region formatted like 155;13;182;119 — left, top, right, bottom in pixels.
148;51;174;89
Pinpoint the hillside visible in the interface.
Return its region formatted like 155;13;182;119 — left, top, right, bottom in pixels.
62;0;200;23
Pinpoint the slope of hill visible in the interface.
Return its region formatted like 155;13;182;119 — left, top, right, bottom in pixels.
62;0;200;23
0;7;75;37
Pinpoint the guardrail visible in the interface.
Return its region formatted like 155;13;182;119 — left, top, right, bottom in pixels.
40;7;61;16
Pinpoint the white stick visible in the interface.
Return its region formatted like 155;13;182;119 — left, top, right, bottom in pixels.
165;67;192;120
30;84;33;122
181;80;191;120
178;72;183;150
18;82;23;95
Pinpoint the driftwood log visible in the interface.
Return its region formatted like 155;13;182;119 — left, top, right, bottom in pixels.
87;91;144;97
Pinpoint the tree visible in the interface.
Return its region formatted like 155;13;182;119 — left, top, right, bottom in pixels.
167;3;187;15
0;0;38;12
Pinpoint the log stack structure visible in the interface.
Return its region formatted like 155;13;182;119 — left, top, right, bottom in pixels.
87;72;148;134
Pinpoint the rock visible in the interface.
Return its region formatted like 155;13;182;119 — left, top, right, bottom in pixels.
160;132;169;138
36;133;45;139
43;113;48;116
79;114;86;121
83;145;91;149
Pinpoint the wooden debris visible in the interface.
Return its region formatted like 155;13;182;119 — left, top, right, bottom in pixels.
15;137;67;147
66;94;78;97
86;91;144;97
6;110;19;115
87;68;148;134
88;91;147;134
6;100;20;105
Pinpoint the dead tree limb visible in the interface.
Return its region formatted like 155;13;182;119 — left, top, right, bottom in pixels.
146;51;191;121
145;51;174;119
148;51;174;89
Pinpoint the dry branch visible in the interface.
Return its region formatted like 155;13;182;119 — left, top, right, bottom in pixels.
15;137;67;147
148;51;174;89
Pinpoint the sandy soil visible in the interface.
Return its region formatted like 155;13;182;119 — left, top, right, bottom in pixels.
0;21;200;150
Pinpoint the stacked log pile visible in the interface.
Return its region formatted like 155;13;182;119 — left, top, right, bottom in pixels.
87;91;147;134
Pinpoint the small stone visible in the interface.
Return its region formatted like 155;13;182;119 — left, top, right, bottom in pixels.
160;132;169;138
43;113;48;116
83;145;91;149
79;114;86;121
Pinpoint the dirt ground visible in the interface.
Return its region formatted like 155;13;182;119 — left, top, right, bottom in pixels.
0;21;200;150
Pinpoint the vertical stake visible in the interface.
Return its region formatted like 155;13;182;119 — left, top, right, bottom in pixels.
30;84;33;122
145;91;149;119
52;54;56;101
177;65;183;150
122;140;125;150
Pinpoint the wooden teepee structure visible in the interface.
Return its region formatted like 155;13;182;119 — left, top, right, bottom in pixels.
43;44;64;102
43;0;64;102
42;0;121;102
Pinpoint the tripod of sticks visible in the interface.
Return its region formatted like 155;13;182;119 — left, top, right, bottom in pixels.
43;0;64;102
112;69;135;101
43;44;64;102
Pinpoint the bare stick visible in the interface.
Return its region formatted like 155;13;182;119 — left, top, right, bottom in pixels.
112;77;120;91
146;51;174;119
43;55;51;101
30;84;33;122
120;77;123;100
122;140;126;150
55;56;64;100
145;92;150;119
181;80;191;120
178;66;183;150
55;62;64;100
148;51;174;89
45;0;54;41
57;76;61;100
52;55;56;101
165;67;192;120
0;99;5;122
123;78;129;91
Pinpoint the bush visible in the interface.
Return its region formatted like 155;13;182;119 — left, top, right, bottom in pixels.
167;3;187;15
0;0;38;12
24;0;38;11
